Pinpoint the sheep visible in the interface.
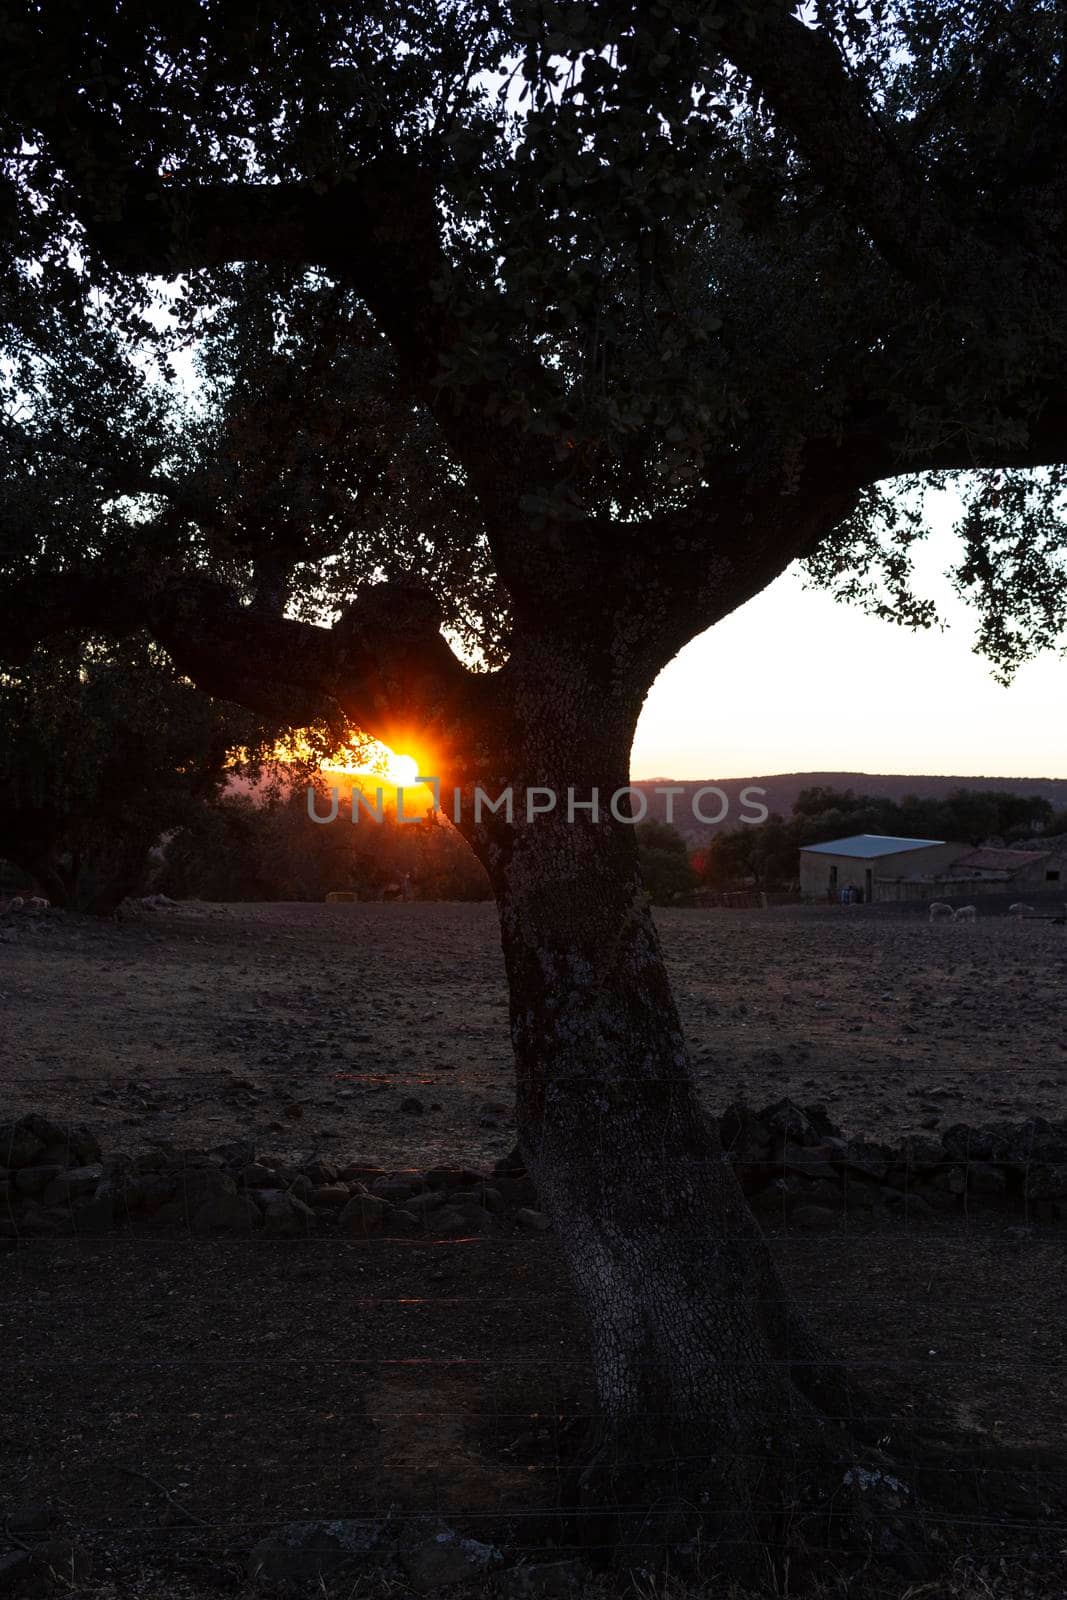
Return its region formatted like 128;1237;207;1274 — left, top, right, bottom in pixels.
26;896;49;910
928;901;955;921
1009;902;1035;918
8;896;24;911
953;905;977;922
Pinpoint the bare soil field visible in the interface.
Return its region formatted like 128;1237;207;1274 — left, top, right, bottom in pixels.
1;901;1066;1596
2;899;1066;1160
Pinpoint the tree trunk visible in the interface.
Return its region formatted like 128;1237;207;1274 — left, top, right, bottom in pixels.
461;644;922;1581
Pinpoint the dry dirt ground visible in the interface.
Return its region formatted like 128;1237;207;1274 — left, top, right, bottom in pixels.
3;899;1066;1160
1;901;1066;1593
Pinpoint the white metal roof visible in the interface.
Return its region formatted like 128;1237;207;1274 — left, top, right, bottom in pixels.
801;834;946;860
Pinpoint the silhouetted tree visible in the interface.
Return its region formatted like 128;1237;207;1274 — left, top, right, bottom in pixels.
5;2;1067;1579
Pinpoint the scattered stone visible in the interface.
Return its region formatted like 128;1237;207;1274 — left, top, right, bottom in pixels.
310;1184;350;1207
516;1208;552;1232
247;1517;386;1582
400;1527;503;1592
5;1503;56;1535
400;1096;425;1114
338;1191;392;1237
372;1174;425;1204
403;1189;448;1215
240;1164;277;1188
73;1185;117;1235
305;1159;337;1186
42;1163;104;1206
261;1194;317;1237
425;1165;485;1191
191;1193;262;1235
501;1558;585;1597
13;1166;65;1197
431;1205;482;1236
1026;1165;1067;1205
790;1204;838;1229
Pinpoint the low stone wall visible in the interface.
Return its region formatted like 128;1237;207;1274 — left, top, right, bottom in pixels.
3;1099;1066;1244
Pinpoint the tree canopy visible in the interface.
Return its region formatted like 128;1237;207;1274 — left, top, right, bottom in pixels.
3;0;1067;700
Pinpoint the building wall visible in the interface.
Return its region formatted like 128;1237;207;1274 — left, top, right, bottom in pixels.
799;842;967;899
1012;847;1067;889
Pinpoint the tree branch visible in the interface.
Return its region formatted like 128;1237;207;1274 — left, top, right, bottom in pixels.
2;566;482;759
703;0;978;291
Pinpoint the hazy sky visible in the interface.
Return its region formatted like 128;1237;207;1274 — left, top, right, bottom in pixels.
630;491;1067;781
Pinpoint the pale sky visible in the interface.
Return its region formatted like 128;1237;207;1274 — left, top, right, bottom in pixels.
630;491;1067;781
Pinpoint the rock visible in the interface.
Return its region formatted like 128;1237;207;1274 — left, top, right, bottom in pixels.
16;1207;65;1237
1026;1164;1067;1202
400;1097;425;1114
213;1139;256;1168
73;1185;117;1235
14;1166;65;1196
880;1190;934;1221
42;1163;104;1206
400;1528;503;1592
191;1193;262;1235
425;1165;485;1191
5;1505;56;1536
799;1178;843;1209
493;1145;526;1177
0;1551;30;1592
429;1206;478;1237
338;1192;391;1237
247;1518;386;1583
842;1176;880;1210
968;1163;1009;1197
403;1189;448;1215
718;1102;773;1163
338;1163;386;1185
124;1173;177;1214
500;1558;585;1597
784;1151;839;1183
0;1539;91;1593
288;1174;312;1200
305;1159;337;1186
310;1184;350;1208
261;1194;316;1237
842;1143;891;1183
386;1208;422;1235
239;1164;277;1188
25;1117;100;1167
790;1204;838;1229
372;1174;426;1204
516;1208;552;1232
177;1166;236;1214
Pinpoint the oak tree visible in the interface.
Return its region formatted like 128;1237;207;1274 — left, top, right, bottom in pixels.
4;0;1067;1580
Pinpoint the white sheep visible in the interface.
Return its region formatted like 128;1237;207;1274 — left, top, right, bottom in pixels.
953;904;977;922
26;896;49;910
1009;902;1035;918
8;896;24;911
928;902;955;921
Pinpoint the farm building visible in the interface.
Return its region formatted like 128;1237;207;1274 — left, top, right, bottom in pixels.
799;835;967;902
945;843;1066;889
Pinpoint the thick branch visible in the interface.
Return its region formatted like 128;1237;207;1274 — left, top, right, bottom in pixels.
2;566;480;758
704;0;979;291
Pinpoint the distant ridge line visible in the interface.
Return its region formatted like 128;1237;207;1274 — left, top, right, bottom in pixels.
628;771;1067;841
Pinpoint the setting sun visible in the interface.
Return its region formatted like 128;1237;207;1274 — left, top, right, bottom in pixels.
321;740;424;787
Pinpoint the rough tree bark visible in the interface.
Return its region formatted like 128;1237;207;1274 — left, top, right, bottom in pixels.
445;631;924;1580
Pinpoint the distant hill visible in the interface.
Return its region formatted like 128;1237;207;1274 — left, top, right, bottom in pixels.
630;772;1067;843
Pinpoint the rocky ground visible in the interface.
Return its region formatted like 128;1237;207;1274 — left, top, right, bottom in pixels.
2;898;1066;1163
1;900;1066;1597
